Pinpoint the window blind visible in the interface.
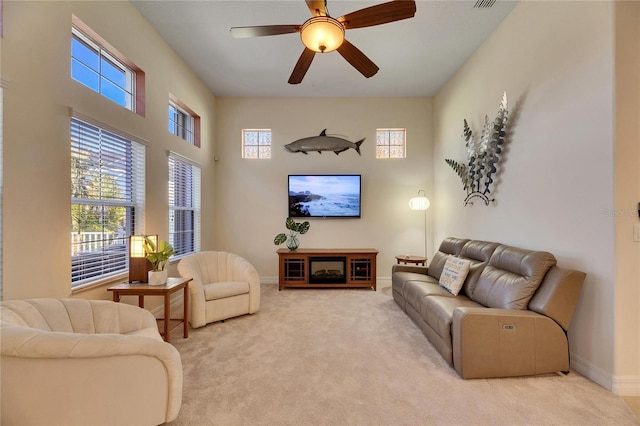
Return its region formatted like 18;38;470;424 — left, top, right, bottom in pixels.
71;117;145;286
169;154;201;257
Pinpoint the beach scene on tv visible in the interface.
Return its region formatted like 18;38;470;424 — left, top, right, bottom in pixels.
288;175;361;218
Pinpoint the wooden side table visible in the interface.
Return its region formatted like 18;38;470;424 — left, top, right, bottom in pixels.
395;255;427;266
108;277;191;343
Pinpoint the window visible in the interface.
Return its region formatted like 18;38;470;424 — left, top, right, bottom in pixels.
0;86;3;299
168;102;193;143
376;128;406;159
168;98;200;146
242;129;271;159
70;16;145;115
71;117;145;287
71;27;134;110
169;154;201;257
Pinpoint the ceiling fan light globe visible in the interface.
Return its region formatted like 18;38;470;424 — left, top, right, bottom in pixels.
300;16;345;53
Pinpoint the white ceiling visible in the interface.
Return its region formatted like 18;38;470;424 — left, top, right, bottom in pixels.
131;0;518;98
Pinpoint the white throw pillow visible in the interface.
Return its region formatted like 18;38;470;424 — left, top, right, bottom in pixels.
439;256;471;296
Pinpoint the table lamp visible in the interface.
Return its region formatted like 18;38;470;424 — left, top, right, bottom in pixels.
129;234;157;283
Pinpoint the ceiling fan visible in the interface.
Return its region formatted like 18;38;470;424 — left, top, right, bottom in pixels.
230;0;417;84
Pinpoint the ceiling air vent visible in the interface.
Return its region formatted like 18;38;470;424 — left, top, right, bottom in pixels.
474;0;496;8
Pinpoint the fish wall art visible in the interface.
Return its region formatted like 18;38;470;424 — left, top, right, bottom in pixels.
284;129;364;155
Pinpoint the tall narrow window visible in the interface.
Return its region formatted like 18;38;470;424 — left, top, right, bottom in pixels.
71;117;145;287
0;86;4;298
242;129;271;159
376;128;406;159
169;154;201;257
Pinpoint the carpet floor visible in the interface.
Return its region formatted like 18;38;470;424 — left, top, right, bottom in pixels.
168;283;639;425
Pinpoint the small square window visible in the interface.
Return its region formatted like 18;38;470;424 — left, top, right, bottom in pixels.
376;128;406;159
242;129;271;159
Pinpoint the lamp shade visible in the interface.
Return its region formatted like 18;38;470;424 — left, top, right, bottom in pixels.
300;16;345;53
408;190;429;259
129;235;147;258
129;235;157;283
409;195;430;211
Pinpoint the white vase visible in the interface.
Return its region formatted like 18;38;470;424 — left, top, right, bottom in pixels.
148;270;168;286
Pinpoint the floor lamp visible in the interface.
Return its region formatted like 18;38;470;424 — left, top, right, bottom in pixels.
409;190;430;259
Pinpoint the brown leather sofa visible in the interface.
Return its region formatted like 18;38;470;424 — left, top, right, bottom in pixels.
392;237;586;379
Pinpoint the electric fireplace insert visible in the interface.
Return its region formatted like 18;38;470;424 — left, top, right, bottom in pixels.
309;256;346;284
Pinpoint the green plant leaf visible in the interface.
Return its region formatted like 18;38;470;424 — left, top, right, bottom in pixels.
143;237;175;271
298;221;310;234
285;217;297;231
274;233;287;245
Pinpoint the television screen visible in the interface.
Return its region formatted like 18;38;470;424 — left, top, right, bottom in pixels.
288;174;361;218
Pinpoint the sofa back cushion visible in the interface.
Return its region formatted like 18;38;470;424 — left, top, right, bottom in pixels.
458;240;500;297
0;299;158;335
471;245;557;310
427;237;469;280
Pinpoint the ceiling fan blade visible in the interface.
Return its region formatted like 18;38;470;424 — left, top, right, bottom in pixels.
305;0;327;16
230;25;300;38
336;39;379;78
338;0;416;30
288;48;316;84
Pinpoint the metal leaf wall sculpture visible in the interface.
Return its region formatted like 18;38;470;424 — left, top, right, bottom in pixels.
445;92;509;206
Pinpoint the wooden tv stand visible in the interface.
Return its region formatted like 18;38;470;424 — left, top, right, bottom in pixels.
277;248;378;291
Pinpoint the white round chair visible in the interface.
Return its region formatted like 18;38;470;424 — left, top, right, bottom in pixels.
0;298;183;425
178;251;260;328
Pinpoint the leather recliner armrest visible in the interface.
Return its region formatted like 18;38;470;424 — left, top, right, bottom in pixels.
391;264;428;274
452;307;569;379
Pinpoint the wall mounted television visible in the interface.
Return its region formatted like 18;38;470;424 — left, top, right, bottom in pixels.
288;174;361;218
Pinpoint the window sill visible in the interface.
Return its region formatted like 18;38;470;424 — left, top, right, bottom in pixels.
71;272;128;294
70;258;188;294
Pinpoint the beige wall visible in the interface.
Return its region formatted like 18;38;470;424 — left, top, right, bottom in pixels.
434;1;639;394
614;1;640;395
1;1;216;301
214;97;433;279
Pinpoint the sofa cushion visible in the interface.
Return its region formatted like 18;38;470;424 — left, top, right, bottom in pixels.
459;240;500;297
439;256;471;296
404;280;455;313
420;295;482;342
472;245;557;310
203;281;250;301
427;237;469;280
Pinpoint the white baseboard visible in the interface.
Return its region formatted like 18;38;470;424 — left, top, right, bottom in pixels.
612;375;640;396
377;276;391;287
570;352;640;396
260;276;278;285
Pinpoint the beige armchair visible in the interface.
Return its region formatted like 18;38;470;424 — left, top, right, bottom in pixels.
0;298;183;426
178;251;260;328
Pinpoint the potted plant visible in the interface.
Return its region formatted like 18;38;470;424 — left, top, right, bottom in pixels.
143;237;176;285
274;217;310;251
